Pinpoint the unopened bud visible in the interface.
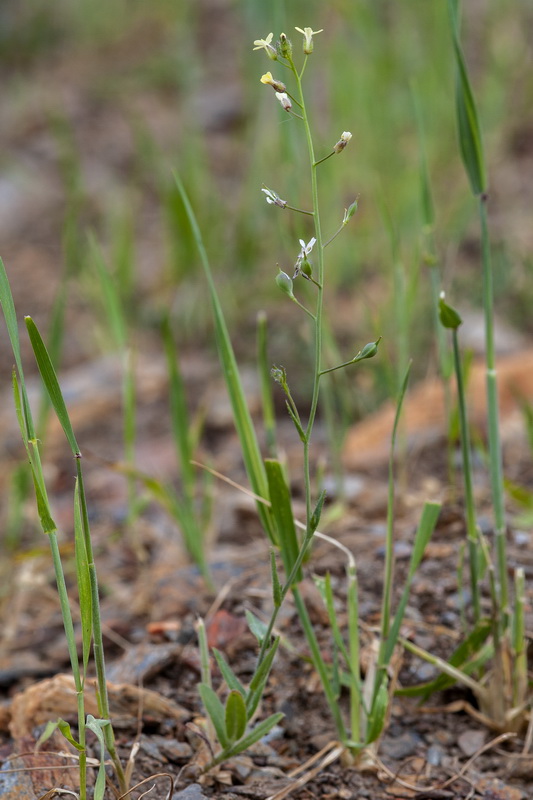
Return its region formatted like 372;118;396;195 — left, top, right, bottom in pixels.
333;131;352;154
278;33;292;59
438;292;462;330
275;92;292;112
271;365;287;387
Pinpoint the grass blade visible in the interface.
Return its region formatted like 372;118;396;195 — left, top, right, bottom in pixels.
25;316;80;455
448;0;487;196
173;173;276;544
265;459;302;583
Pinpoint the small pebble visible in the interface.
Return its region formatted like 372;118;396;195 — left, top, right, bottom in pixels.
426;743;445;766
380;730;422;759
172;784;209;800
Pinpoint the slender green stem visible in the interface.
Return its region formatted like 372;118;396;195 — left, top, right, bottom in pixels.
479;196;508;625
76;459;127;792
347;565;361;743
319;358;359;376
285;204;314;215
292;587;347;741
291;295;316;320
323;223;346;249
452;328;481;621
49;532;87;800
313;151;335;167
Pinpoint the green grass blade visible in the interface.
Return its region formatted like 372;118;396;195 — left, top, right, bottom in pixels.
0;257;25;379
74;479;93;677
12;373;56;534
25;316;80;455
173;172;276;544
163;317;195;496
257;311;277;457
265;459;302;582
381;362;412;645
448;0;487;196
89;233;126;349
0;259;35;439
383;501;441;666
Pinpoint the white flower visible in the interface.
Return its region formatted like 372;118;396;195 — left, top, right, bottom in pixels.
293;237;317;279
298;237;316;260
294;26;323;54
253;33;277;59
333;131;352;154
261;187;287;208
275;92;292;112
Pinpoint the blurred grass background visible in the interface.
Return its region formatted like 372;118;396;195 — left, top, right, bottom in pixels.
1;0;532;410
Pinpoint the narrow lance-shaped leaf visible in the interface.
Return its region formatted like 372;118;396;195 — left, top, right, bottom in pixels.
246;636;280;719
74;479;93;677
382;501;441;665
85;716;111;800
12;372;56;534
25;316;80;455
221;712;284;760
265;459;302;583
173;173;276;544
198;683;229;748
0;259;35;439
213;649;247;697
448;0;487;196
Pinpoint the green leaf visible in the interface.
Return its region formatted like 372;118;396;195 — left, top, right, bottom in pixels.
25;317;80;455
12;374;56;534
382;501;441;666
173;173;276;544
89;234;126;349
222;712;284;759
0;258;25;382
265;459;302;583
396;618;492;699
198;683;229;747
36;718;84;752
1;261;36;441
366;681;388;744
163;317;195;495
213;649;247;697
448;0;487;196
245;609;269;645
225;690;247;743
270;550;283;608
246;636;280;719
85;716;111;800
309;489;327;534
